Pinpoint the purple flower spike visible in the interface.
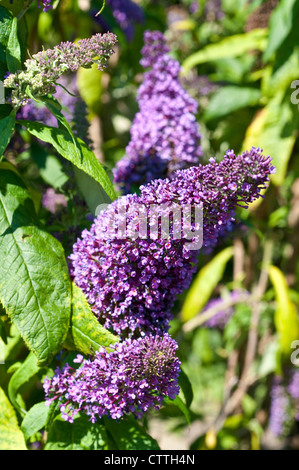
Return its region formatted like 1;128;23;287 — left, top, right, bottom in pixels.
113;30;202;194
70;147;274;338
38;0;54;12
269;377;292;437
44;334;180;423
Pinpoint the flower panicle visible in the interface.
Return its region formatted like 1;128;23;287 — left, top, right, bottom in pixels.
70;146;275;338
113;30;202;194
4;32;117;108
44;334;180;423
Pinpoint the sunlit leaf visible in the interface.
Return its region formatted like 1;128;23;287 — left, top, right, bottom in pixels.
268;265;299;359
242;95;299;187
103;416;160;450
263;0;298;62
18;120;117;202
45;414;109;450
181;247;234;322
21;402;49;441
182;29;268;73
0;386;27;450
204;86;261;121
0;168;71;365
65;283;119;356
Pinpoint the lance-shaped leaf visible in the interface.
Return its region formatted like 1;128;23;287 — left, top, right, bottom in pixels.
0;112;16;160
6;17;21;73
0;5;13;81
45;414;109;450
182;29;268;74
268;265;299;360
21;402;50;441
181;247;234;322
0;386;27;450
0;167;71;365
263;0;299;62
242;95;298;187
103;416;160;450
8;352;40;417
65;283;119;355
18;120;117;202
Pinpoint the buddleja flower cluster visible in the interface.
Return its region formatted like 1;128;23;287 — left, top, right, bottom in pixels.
4;33;117;108
38;0;54;11
113;30;202;194
11;0;54;11
70;147;275;338
269;371;299;437
44;334;180;423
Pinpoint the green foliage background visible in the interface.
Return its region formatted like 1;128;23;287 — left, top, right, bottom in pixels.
1;0;299;451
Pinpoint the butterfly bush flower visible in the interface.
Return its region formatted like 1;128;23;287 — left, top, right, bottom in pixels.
70;147;275;338
44;334;180;423
38;0;54;11
269;377;294;437
288;370;299;420
113;30;202;194
42;188;67;214
4;33;117;108
201;290;244;329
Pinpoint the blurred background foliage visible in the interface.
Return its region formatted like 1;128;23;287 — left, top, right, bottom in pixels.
2;0;299;450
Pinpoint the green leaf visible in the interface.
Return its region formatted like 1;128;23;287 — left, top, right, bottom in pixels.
241;394;257;418
45;414;109;450
242;95;299;186
6;17;21;73
18;120;117;202
0;315;7;344
42;95;80;158
21;402;50;440
0;5;13;81
73;166;112;214
178;367;193;409
204;86;261;121
66;283;119;356
181;247;234;322
0;167;71;365
258;339;280;378
262;49;299;99
182;29;268;73
104;416;160;450
77;63;104;116
263;0;299;62
0;104;13;119
0;386;27;450
0;113;16;159
0;1;24;16
268;265;299;358
164;395;191;424
8;352;40;417
29;140;68;189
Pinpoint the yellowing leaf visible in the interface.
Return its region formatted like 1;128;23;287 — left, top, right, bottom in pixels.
268;266;299;356
182;29;268;74
66;283;119;356
77;64;104;117
242;96;298;188
181;247;234;322
0;386;27;450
